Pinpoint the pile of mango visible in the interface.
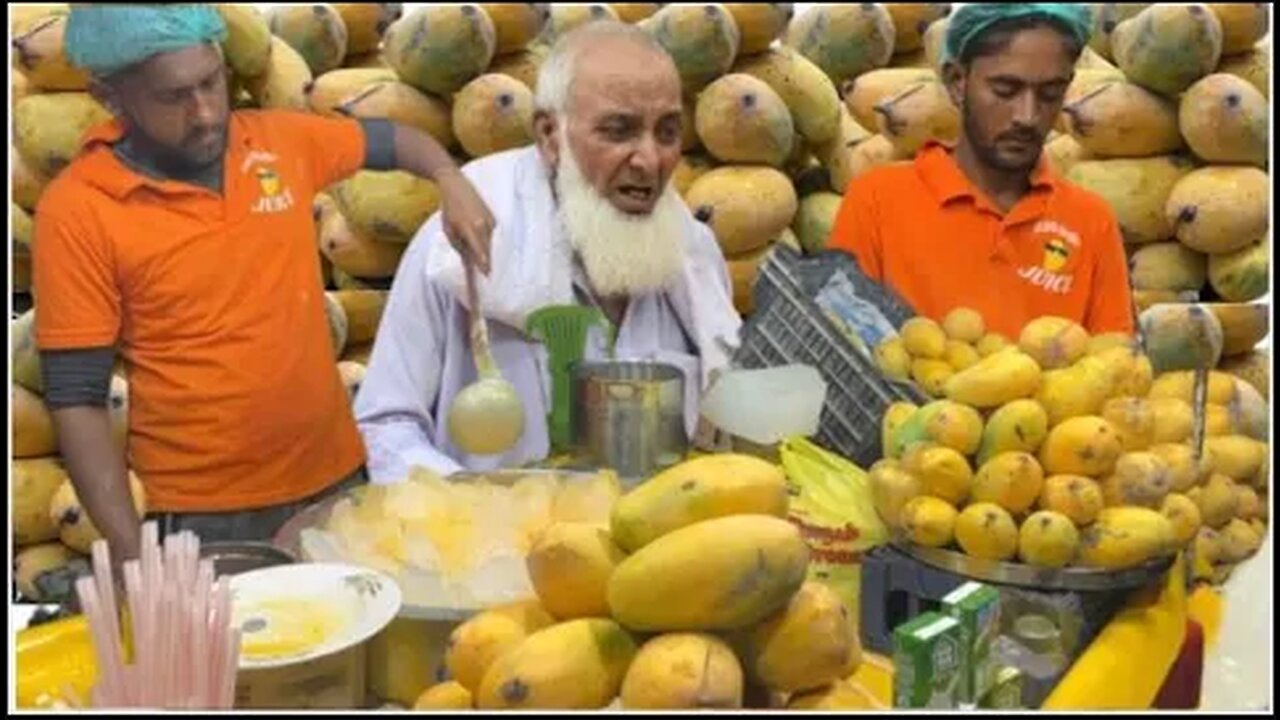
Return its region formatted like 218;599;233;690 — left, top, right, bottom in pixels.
872;309;1268;584
1048;4;1270;373
411;453;881;711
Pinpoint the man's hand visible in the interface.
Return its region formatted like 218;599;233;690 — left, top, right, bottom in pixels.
437;167;495;275
386;123;496;275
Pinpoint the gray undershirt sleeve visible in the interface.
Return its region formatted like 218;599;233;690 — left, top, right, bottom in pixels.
360;119;397;171
40;347;117;410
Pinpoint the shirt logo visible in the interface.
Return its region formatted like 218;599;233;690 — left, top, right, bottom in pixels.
1042;237;1071;272
1017;221;1081;295
248;162;294;215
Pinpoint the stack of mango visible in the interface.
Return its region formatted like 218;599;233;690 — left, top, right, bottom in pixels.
1047;4;1271;387
872;309;1268;585
410;453;881;711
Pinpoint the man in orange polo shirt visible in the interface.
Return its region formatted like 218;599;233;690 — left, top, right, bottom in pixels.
32;6;495;559
829;4;1134;339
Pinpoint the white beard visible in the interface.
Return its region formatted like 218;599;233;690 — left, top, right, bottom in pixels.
553;142;687;298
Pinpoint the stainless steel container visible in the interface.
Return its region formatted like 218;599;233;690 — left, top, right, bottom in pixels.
571;361;687;482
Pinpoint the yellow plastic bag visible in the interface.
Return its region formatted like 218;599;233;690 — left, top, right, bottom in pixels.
780;437;889;620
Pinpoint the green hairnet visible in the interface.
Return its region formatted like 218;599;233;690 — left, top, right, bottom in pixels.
942;4;1093;65
65;4;227;77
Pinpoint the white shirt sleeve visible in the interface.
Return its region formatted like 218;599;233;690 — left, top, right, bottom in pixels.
353;231;464;483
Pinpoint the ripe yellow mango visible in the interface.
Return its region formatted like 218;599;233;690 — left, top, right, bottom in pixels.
912;359;954;397
1018;511;1081;568
1101;452;1173;509
620;634;743;709
476;619;637;709
901;317;947;359
955;503;1019;561
1020;317;1090;370
972;452;1045;516
944;351;1043;409
1038;416;1124;478
1195;474;1240;529
1149;443;1211;493
875;338;912;381
445;601;556;694
976;400;1050;466
610;454;789;553
1039;475;1104;526
1035;358;1114;427
902;445;973;506
1100;397;1155;451
944;341;981;372
900;496;958;548
607;515;809;632
526;523;625;621
414;682;473;710
869;460;923;530
881;402;919;460
741;582;861;693
1147;370;1239;405
975;333;1012;357
942;308;986;343
888;400;984;459
1148;398;1195;444
1204;436;1267;481
1077;507;1177;570
1160;493;1203;548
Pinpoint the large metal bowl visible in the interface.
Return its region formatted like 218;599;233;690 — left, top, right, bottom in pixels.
893;541;1177;592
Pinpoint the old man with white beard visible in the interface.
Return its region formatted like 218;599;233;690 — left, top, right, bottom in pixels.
354;22;743;481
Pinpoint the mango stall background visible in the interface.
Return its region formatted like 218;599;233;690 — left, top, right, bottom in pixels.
237;0;1274;329
9;5;1274;711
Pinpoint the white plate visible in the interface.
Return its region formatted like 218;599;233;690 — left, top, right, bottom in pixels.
229;563;401;670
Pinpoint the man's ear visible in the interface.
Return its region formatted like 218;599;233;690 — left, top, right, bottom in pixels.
533;110;560;168
941;60;966;111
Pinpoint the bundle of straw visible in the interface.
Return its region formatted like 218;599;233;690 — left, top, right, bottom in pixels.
74;522;241;709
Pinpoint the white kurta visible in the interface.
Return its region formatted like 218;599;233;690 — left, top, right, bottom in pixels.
354;147;743;483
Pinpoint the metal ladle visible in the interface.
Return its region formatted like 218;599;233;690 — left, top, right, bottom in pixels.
446;258;525;456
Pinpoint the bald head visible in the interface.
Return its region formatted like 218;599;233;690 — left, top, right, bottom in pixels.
535;21;680;116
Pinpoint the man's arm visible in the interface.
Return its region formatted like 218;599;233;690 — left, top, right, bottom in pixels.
353;230;464;481
31;186;138;564
357;118;495;275
42;349;140;563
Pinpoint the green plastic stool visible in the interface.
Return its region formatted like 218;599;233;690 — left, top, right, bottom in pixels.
525;305;615;453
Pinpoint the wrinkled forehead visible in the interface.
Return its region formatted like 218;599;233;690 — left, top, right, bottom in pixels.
567;43;682;120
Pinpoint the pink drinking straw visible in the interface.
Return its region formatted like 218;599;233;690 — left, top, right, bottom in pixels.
90;542;125;695
222;627;243;709
75;576;119;707
207;579;230;711
122;561;145;706
193;562;214;708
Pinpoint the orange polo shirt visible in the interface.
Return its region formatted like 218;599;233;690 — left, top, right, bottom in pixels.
33;110;368;513
828;142;1135;338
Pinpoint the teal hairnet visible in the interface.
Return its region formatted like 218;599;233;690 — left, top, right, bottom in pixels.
65;4;227;77
942;4;1093;65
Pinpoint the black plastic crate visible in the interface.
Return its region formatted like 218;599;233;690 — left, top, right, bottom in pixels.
734;246;929;469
